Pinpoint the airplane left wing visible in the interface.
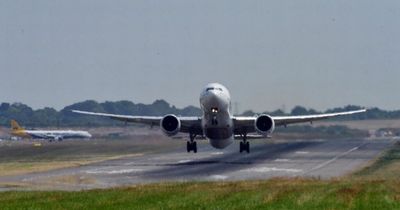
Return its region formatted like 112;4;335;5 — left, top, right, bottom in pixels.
233;109;366;134
272;109;367;126
71;110;203;134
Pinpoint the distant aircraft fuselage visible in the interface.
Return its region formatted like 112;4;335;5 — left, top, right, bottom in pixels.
10;120;92;141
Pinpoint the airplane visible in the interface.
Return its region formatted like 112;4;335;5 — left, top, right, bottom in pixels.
10;120;92;141
72;83;366;153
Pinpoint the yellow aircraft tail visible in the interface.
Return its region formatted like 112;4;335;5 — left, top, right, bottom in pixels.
11;120;24;131
10;120;31;138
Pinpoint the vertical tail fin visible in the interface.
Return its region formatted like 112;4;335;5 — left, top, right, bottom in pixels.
11;120;23;131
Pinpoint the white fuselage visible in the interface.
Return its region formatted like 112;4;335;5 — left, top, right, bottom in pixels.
25;130;92;140
199;83;234;149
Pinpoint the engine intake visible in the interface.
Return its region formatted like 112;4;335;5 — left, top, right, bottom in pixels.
160;114;181;136
255;114;275;135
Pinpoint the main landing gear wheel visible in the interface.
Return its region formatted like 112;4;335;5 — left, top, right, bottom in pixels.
186;141;197;153
239;133;250;153
187;133;197;153
239;141;250;153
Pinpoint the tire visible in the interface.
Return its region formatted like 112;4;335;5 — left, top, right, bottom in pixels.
239;142;243;153
246;142;250;153
187;141;191;152
193;142;197;153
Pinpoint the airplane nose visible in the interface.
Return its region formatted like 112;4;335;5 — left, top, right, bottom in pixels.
205;90;226;107
200;88;229;111
206;90;219;102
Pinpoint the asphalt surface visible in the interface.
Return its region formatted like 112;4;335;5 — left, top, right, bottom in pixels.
0;138;395;190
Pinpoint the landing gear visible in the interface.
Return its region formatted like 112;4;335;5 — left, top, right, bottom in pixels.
187;133;197;153
239;141;250;153
187;141;197;153
239;133;250;153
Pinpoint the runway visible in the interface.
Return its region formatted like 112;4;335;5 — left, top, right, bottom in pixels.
0;138;395;190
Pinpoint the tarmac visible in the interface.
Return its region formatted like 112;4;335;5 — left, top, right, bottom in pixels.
0;138;395;191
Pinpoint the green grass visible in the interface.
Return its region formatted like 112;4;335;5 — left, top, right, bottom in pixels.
0;179;399;210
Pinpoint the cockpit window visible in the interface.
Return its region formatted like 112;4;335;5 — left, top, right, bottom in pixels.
206;87;223;92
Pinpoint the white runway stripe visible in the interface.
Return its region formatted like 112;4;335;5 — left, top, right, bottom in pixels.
304;143;365;174
242;167;302;173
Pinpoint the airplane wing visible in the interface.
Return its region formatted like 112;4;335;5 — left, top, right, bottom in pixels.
233;109;366;134
46;134;63;140
272;109;366;126
71;110;203;135
73;109;366;136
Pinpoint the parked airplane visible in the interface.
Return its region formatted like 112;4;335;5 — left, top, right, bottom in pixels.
10;120;92;141
73;83;366;153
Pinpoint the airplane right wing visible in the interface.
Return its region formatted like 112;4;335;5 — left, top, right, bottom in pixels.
72;110;203;135
72;110;163;125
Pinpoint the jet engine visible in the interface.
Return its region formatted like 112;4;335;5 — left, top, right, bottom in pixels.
160;114;181;136
255;114;275;135
54;136;63;141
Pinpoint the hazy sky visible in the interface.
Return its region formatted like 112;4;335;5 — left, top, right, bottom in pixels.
1;1;400;112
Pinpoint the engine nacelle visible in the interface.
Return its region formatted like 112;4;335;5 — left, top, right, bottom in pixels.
54;136;63;141
255;114;275;136
160;114;181;136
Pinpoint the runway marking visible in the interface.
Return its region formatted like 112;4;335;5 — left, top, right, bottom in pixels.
242;167;302;173
86;168;143;175
209;175;228;180
150;157;165;160
211;152;224;155
178;160;192;164
124;162;136;166
304;144;364;174
295;151;309;154
274;159;290;162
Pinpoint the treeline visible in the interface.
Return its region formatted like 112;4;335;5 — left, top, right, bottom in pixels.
0;100;398;127
0;100;201;127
